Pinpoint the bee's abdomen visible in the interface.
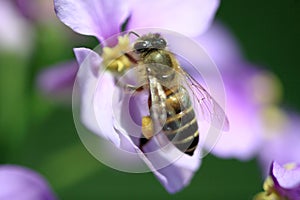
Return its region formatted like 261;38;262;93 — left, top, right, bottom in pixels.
163;86;199;156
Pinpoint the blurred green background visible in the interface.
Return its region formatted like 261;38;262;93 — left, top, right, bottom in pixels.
0;0;299;199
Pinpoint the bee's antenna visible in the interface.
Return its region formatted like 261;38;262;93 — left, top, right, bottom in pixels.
128;31;140;38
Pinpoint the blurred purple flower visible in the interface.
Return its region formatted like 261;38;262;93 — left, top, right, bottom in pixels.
196;21;244;69
0;0;34;55
258;110;300;175
14;0;57;24
37;61;79;102
197;23;300;188
0;165;56;200
198;23;300;188
194;22;280;160
206;66;265;160
255;161;300;200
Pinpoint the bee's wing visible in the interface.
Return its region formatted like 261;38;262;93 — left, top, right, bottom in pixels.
147;75;167;133
178;67;229;131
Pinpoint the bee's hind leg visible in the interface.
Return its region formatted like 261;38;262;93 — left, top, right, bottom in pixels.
142;116;153;139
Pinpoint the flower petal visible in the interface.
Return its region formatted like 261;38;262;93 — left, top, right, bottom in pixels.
142;134;201;193
196;21;244;69
0;165;56;200
105;85;201;192
93;71;123;146
74;47;121;146
127;0;220;37
270;162;300;200
272;162;300;189
37;60;78;101
54;0;130;41
206;67;264;160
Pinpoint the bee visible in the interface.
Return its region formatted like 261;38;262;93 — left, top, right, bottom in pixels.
104;32;229;156
124;32;229;156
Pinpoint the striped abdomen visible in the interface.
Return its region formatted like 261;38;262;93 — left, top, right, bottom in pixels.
163;86;199;156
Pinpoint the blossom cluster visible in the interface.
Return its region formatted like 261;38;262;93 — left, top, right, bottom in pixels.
1;0;299;198
44;0;300;195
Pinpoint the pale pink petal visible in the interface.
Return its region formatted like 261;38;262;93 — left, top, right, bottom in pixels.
209;89;263;159
206;68;264;160
95;80;202;193
196;21;244;69
272;162;300;189
127;0;220;37
54;0;130;41
141;134;201;193
74;47;121;146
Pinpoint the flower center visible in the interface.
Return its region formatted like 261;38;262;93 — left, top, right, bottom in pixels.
102;35;133;74
250;71;282;106
254;176;288;200
260;106;287;139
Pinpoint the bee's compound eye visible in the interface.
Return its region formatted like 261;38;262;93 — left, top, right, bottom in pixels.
159;38;167;48
134;41;148;53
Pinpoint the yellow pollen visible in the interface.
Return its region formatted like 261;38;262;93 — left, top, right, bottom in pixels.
102;35;133;74
263;176;274;193
142;116;153;139
284;163;297;171
253;176;285;200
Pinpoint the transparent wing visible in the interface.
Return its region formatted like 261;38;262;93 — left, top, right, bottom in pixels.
148;75;167;134
178;67;229;131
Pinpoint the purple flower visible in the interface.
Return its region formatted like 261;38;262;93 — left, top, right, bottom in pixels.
0;165;56;200
73;47;202;193
57;0;222;193
271;162;300;200
254;161;300;200
38;0;220;101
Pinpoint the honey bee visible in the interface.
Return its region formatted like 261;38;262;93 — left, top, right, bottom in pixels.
105;32;229;156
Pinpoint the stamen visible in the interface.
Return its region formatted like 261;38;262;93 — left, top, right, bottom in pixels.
102;35;134;74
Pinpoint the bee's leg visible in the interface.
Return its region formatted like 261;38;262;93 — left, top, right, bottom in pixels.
142;116;153;139
116;81;144;94
124;84;144;93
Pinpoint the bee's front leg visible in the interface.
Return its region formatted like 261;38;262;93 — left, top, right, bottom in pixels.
116;81;144;94
125;84;144;93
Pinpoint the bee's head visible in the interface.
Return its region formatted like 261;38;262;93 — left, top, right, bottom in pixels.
133;33;167;54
